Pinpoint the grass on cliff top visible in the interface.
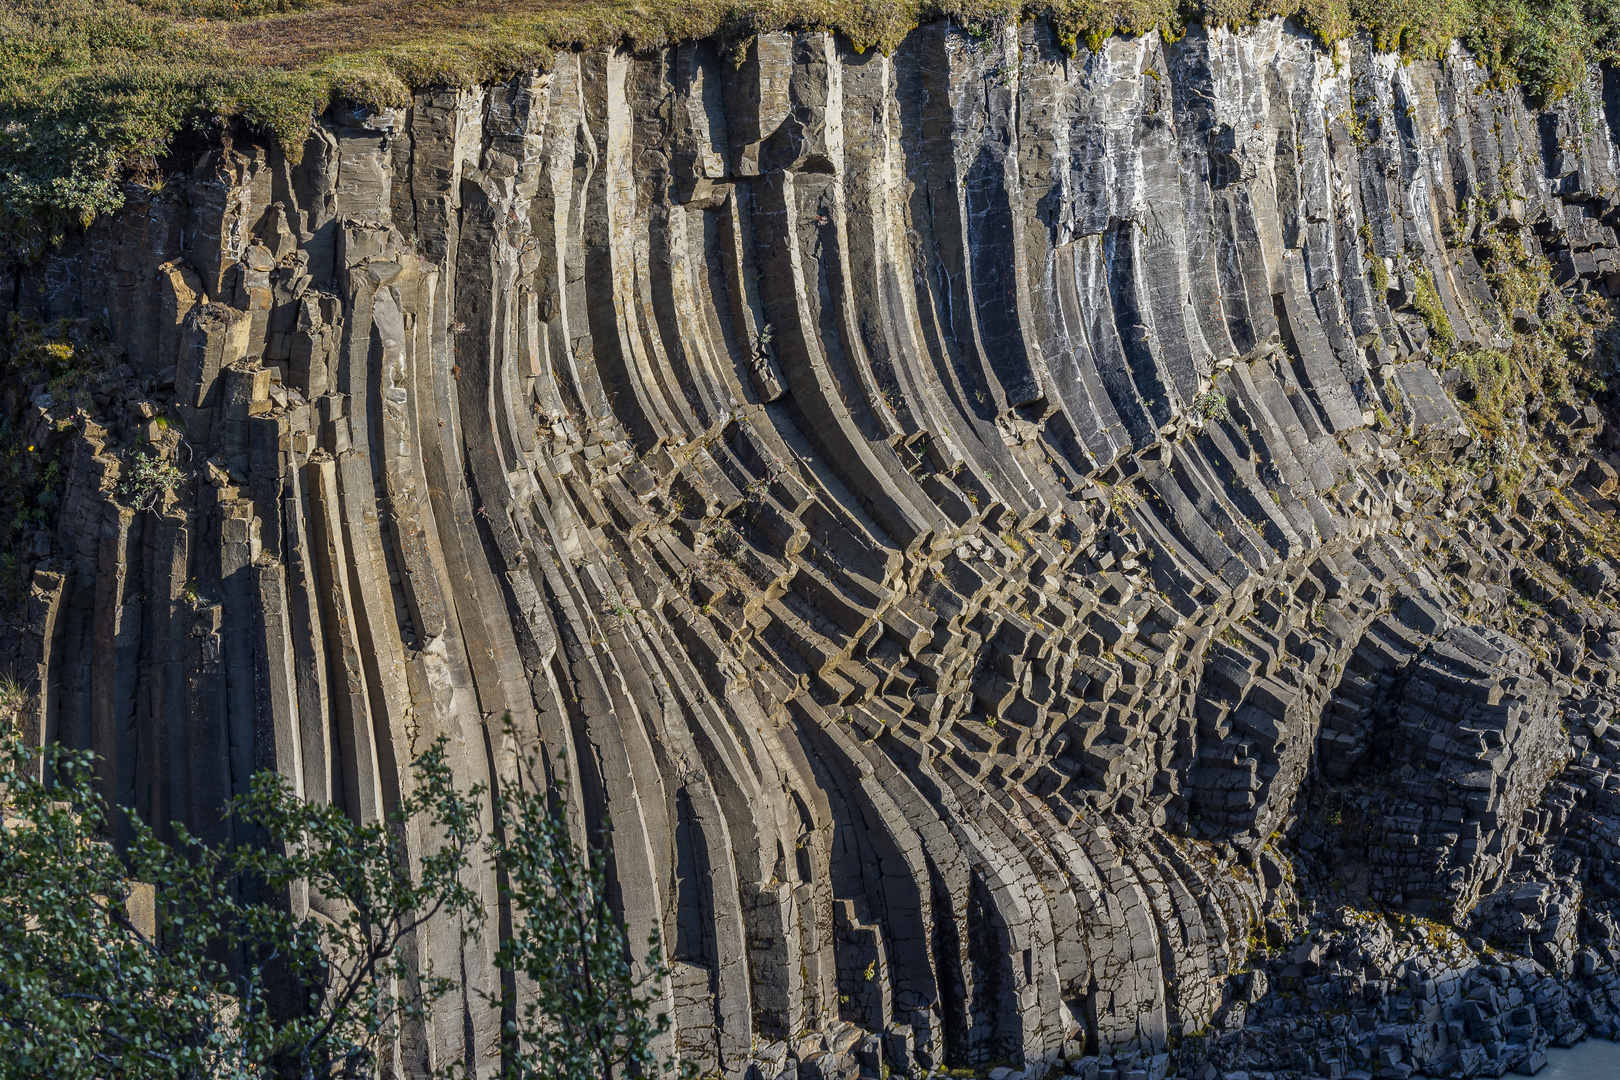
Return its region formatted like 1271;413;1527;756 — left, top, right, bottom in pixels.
0;0;1616;255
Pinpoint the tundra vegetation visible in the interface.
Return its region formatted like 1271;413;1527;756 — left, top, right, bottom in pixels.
1;0;1618;253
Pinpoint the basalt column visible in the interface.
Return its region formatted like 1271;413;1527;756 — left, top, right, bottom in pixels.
9;17;1620;1080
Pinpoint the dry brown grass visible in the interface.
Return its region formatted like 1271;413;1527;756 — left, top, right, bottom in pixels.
225;0;569;67
219;0;995;74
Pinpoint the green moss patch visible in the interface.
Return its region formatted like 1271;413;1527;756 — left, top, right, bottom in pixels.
1412;267;1456;356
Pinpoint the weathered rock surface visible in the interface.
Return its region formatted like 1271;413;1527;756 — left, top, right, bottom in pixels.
6;16;1620;1080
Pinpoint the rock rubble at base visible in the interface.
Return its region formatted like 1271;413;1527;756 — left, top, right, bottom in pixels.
1157;927;1620;1080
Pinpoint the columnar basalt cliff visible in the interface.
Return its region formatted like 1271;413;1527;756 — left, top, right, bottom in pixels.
9;15;1620;1079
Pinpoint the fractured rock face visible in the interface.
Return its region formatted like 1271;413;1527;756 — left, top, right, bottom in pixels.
1363;625;1569;920
5;15;1620;1080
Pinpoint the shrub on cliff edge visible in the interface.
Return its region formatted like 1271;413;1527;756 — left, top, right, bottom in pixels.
0;719;684;1079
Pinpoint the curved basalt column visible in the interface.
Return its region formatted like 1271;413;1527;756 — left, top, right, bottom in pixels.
8;15;1620;1079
